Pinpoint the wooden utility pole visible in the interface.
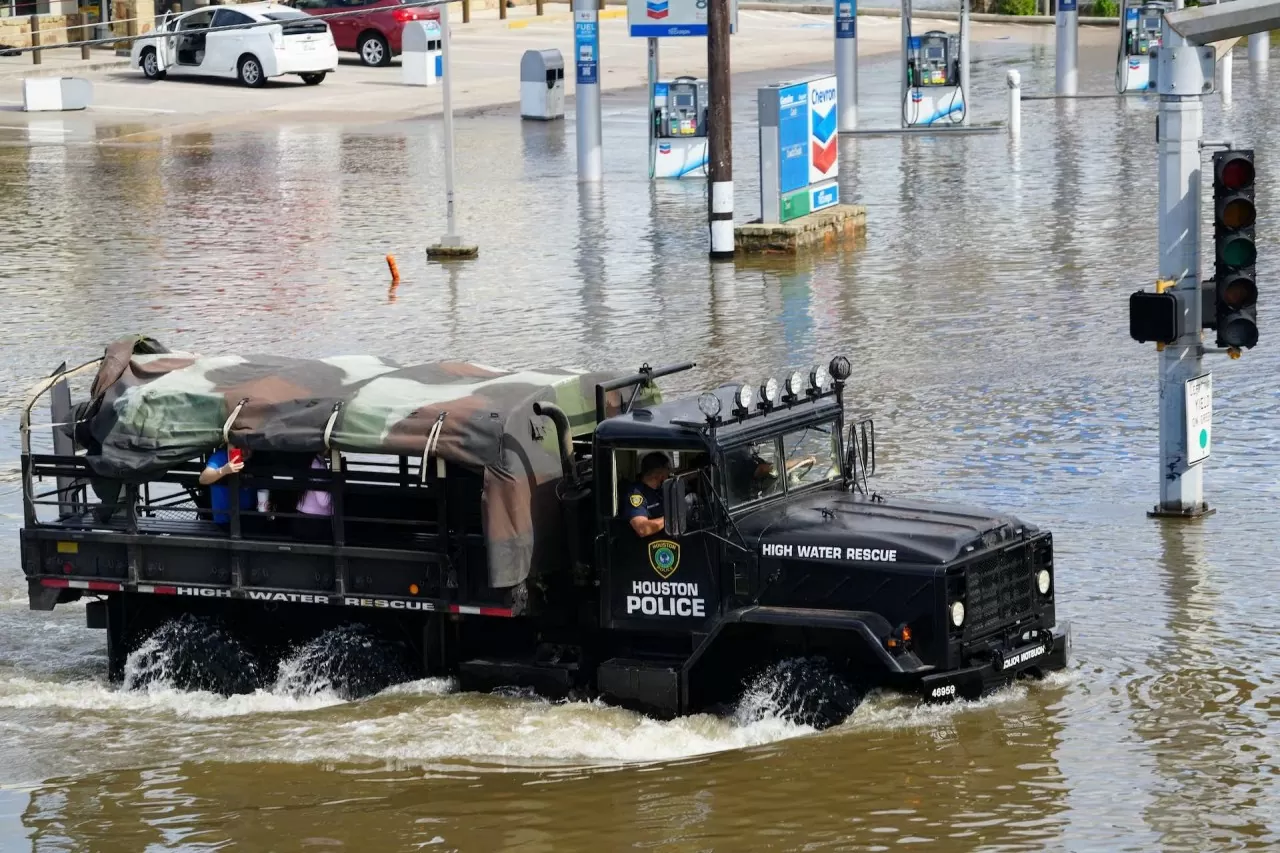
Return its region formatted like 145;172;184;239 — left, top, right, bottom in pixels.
706;0;733;259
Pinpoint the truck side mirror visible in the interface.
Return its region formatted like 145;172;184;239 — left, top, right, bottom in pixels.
662;476;687;537
847;417;876;491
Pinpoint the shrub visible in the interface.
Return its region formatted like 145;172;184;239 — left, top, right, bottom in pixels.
1092;0;1118;15
997;0;1037;15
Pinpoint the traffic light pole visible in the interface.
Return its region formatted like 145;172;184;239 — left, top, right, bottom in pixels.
1153;20;1210;518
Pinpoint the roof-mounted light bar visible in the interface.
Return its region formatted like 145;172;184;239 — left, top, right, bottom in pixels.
698;356;851;426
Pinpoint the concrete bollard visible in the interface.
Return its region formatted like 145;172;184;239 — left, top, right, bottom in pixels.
1222;47;1232;106
1007;69;1020;138
23;77;93;111
1249;31;1268;67
30;15;42;66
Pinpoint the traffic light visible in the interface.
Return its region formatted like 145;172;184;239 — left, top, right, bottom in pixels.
1130;289;1181;344
1212;149;1258;349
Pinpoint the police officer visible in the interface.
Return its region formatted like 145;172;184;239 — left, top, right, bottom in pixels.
624;452;671;537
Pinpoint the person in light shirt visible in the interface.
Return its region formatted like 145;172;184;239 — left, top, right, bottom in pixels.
293;452;332;541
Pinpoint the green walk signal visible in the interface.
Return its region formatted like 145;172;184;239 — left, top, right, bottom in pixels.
1211;149;1258;349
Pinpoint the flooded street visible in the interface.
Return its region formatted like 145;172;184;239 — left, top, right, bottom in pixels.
3;34;1280;851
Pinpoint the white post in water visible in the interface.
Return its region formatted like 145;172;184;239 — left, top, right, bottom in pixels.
1007;69;1021;137
574;0;603;182
900;0;910;128
835;0;857;131
1153;15;1208;516
1249;31;1269;65
1055;0;1079;96
426;0;477;259
1222;46;1233;105
960;0;971;125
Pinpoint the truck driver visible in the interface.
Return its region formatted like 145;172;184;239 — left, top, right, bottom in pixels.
624;451;670;538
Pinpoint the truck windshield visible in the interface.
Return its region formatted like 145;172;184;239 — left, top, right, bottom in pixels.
780;422;841;488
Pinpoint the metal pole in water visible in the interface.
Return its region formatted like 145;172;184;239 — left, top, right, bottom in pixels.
707;0;734;259
647;37;658;178
574;0;603;183
1248;31;1269;66
1153;17;1208;517
1222;46;1233;105
960;0;971;125
835;0;857;131
441;1;458;241
1007;69;1021;137
426;0;478;258
1055;0;1078;96
901;0;910;128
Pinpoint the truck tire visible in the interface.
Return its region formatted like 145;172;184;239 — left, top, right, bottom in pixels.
276;624;414;700
737;657;863;731
123;613;264;696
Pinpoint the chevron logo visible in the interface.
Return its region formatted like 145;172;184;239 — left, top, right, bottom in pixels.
810;106;836;144
646;0;669;19
811;138;838;175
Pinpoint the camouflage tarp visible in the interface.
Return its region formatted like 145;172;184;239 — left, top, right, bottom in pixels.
77;337;660;589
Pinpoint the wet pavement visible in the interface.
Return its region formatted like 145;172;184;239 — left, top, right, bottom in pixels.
3;34;1280;853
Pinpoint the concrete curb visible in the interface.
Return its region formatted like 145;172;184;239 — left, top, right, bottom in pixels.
0;56;129;80
506;6;626;26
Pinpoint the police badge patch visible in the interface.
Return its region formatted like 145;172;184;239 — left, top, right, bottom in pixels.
648;540;680;579
629;494;644;508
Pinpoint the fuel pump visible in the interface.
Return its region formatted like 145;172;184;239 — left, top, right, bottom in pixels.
901;0;967;128
649;75;709;179
1116;0;1171;93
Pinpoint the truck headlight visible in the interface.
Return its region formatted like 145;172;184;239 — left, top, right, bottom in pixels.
949;601;965;627
1036;569;1051;595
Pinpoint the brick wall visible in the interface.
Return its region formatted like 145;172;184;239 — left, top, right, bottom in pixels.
0;15;74;49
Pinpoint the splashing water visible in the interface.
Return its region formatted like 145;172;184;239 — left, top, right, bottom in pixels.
122;613;263;695
733;657;865;731
272;624;415;700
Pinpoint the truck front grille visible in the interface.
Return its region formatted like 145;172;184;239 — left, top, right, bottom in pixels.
964;543;1034;638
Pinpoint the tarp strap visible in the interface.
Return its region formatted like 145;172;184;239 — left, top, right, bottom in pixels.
222;398;248;445
420;412;447;485
322;402;343;451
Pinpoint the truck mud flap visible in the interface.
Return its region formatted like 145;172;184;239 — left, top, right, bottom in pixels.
597;658;681;720
459;659;578;699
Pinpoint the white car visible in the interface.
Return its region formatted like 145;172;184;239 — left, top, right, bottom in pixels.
132;2;339;87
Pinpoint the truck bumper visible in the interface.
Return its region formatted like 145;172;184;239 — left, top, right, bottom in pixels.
917;621;1071;702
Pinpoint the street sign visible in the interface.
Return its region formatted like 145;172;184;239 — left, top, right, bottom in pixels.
626;0;737;37
1185;373;1213;466
575;13;598;86
757;75;840;224
836;0;855;38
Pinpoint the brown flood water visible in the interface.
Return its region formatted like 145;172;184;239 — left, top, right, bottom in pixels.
2;42;1279;852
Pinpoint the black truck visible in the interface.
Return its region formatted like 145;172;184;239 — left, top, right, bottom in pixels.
19;338;1070;728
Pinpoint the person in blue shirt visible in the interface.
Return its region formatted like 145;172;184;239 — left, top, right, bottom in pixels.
623;452;670;538
199;446;257;527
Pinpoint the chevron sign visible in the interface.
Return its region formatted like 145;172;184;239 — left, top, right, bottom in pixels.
646;0;669;19
807;77;838;183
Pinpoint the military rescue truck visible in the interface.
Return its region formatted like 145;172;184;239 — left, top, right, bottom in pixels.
19;337;1070;728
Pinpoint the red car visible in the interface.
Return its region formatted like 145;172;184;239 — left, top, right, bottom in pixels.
289;0;439;67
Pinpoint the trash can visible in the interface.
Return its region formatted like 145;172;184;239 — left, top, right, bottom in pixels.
402;19;442;87
520;48;564;121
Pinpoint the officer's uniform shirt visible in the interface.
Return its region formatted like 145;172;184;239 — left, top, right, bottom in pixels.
623;481;664;524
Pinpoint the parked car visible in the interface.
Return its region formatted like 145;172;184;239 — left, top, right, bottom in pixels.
288;0;438;67
131;2;339;87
